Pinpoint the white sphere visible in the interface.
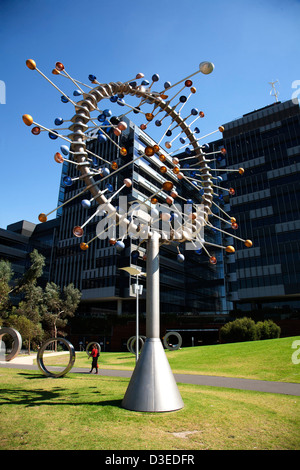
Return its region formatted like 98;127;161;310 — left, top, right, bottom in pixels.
199;61;214;74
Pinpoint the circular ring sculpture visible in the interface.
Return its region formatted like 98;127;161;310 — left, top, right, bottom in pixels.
37;338;76;378
127;335;146;354
163;331;182;350
86;341;101;356
0;327;22;361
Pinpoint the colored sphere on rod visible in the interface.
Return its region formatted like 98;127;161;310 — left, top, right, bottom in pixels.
26;59;36;70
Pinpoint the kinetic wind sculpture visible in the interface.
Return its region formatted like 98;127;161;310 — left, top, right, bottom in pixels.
23;59;252;412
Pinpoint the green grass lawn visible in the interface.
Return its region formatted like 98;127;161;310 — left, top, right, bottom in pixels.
2;336;299;450
41;336;300;383
0;367;299;450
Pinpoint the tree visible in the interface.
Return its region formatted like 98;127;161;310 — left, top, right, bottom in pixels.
8;314;43;354
43;282;81;349
0;260;13;317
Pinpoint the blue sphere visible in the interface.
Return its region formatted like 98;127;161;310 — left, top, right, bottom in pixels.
152;74;159;82
97;133;107;143
54;117;63;126
60;145;69;155
101;167;110;177
115;240;125;252
186;199;193;205
97;114;106;122
110;95;118;103
155;120;162;127
141;80;150;86
103;109;112;117
177;254;185;263
117;98;125;106
166;130;172;137
191;108;198;115
73;89;82;96
194;127;200;134
180;137;186;144
179;95;187;103
164;81;171;89
88;74;96;82
61;95;69;103
81;199;91;209
62;176;72;186
105;183;114;193
49;130;58;139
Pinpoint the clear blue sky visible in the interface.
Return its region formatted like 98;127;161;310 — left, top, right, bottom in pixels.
0;0;299;229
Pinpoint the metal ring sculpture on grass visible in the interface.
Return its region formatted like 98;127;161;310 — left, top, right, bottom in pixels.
86;341;101;357
163;331;182;350
0;327;22;361
127;335;146;354
37;338;76;378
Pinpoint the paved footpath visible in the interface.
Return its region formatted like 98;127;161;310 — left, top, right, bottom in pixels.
1;357;300;396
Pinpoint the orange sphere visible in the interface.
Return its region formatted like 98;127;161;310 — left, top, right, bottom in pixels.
162;181;173;191
109;238;117;245
145;113;154;121
111;161;118;170
55;62;64;71
172;157;179;165
52;69;60;75
120;147;127;156
225;246;235;253
177;172;184;180
151;197;158;204
230;217;236;223
80;243;89;251
145;146;155;157
166;196;174;205
153;145;160;153
26;59;36;70
239;167;245;175
199;111;205;117
22;114;33;126
160;166;168;174
209;256;217;265
244;239;253;248
54;152;64;163
38;213;47;223
173;166;180;174
159;154;166;162
190;87;197;94
229;188;235;196
219;126;225;132
231;222;239;230
73;226;84;237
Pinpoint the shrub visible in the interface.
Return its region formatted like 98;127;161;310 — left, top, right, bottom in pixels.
256;320;281;340
219;317;257;343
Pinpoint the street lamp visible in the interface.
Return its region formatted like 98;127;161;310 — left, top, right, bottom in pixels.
119;266;146;362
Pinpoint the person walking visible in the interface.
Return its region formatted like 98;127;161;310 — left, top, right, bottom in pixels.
89;344;100;374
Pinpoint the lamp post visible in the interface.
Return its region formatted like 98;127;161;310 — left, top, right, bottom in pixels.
119;266;146;362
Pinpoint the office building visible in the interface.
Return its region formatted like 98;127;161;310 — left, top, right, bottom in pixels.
210;99;300;316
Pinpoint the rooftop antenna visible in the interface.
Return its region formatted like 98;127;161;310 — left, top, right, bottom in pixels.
269;79;279;102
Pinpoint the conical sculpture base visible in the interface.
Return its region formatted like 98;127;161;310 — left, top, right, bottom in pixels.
122;338;184;412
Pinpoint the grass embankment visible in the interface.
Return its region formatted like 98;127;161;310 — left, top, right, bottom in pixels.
1;336;299;450
42;336;300;383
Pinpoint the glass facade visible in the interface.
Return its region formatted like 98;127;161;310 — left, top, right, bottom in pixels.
210;100;300;313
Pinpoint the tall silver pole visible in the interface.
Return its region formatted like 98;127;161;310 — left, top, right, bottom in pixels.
122;232;184;412
135;274;139;362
